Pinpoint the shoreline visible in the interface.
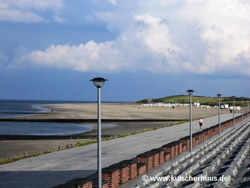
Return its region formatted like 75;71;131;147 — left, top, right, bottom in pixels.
0;103;234;163
0;120;182;140
0;103;232;124
0;103;233;139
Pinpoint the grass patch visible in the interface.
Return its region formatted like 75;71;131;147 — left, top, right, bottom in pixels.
74;140;97;147
0;152;45;165
119;133;130;137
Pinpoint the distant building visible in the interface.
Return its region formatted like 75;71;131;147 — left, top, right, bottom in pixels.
229;106;241;110
194;102;200;107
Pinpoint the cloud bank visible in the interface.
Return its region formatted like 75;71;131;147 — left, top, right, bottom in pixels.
15;41;123;72
0;0;63;22
11;0;250;75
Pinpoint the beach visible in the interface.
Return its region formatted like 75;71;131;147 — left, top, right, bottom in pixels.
0;103;233;161
21;103;229;120
9;103;232;137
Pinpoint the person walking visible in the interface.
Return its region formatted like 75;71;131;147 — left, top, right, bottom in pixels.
199;118;203;129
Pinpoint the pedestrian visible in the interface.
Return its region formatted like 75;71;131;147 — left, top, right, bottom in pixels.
199;118;203;129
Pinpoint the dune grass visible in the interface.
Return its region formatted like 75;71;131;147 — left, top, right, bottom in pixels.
137;95;248;106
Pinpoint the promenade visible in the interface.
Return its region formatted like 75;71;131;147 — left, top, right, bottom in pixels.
0;113;240;188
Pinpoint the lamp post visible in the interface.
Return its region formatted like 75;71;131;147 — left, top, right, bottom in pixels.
241;97;243;121
248;98;249;119
187;90;194;152
90;77;108;188
232;96;235;127
217;94;222;135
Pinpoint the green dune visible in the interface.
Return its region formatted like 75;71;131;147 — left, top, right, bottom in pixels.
137;95;248;106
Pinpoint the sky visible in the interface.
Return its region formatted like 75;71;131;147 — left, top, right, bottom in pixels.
0;0;249;102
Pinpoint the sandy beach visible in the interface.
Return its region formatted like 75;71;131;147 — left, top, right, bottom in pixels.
9;103;232;137
22;103;229;120
0;103;233;162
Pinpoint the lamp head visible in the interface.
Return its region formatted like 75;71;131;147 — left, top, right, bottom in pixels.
90;77;108;88
187;90;194;95
217;94;222;97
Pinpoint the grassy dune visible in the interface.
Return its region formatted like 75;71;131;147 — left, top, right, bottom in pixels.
137;95;248;106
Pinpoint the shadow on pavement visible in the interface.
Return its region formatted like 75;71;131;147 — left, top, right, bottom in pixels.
0;169;96;188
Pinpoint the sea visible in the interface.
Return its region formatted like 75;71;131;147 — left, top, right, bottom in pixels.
0;100;121;136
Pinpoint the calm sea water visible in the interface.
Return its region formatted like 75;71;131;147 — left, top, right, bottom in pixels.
0;101;51;118
0;122;92;136
0;100;121;136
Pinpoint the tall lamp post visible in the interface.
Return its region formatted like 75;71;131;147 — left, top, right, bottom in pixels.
241;97;243;121
248;98;249;119
232;96;235;127
90;77;108;188
187;90;194;152
217;94;222;135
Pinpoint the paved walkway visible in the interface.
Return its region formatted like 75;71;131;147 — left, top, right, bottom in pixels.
0;113;240;188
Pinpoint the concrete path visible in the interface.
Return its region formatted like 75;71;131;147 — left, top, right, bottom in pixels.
0;113;240;188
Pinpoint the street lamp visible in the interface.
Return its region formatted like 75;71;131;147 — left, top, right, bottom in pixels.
232;96;235;127
187;89;194;152
90;77;108;188
248;98;249;119
217;94;222;135
241;97;243;121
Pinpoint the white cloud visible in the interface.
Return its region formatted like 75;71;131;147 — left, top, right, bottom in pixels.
3;0;63;10
0;9;44;22
12;0;250;75
12;41;125;72
0;0;63;23
107;0;116;5
53;15;65;23
177;0;250;74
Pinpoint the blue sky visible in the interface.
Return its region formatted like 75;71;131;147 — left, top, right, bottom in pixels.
0;0;249;102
